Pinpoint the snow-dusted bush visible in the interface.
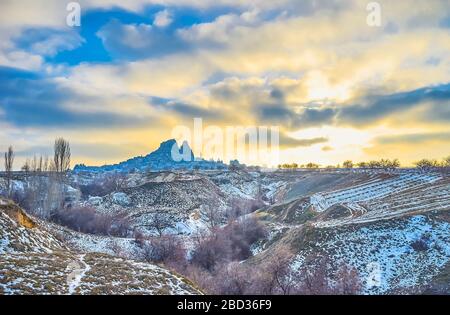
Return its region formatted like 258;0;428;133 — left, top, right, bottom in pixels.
190;216;267;271
142;235;187;271
53;206;130;237
79;173;127;198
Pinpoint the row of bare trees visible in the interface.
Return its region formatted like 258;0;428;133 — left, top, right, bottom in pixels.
414;157;450;170
278;159;401;170
2;138;71;175
278;163;320;170
1;138;71;219
277;156;450;171
343;158;401;170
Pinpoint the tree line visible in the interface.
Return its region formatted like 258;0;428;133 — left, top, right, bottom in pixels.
278;156;450;170
1;138;71;217
2;138;71;174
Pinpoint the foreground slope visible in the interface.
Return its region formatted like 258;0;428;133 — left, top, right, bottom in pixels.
0;199;201;295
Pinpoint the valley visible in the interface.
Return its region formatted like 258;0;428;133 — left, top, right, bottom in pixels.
1;164;449;295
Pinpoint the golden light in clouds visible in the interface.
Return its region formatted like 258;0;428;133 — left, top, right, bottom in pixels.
1;0;449;168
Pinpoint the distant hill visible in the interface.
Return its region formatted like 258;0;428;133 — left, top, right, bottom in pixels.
74;139;226;173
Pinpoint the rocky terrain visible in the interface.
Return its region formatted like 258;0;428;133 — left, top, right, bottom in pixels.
1;165;449;295
0;199;202;295
74;139;226;172
253;170;450;294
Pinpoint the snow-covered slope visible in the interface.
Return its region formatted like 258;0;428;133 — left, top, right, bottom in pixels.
310;172;441;212
0;199;202;295
85;175;228;235
287;213;450;294
0;251;201;295
0;199;66;254
256;170;450;294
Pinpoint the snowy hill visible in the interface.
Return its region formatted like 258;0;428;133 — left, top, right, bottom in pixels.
0;199;66;254
0;198;202;295
254;171;450;294
2;168;448;295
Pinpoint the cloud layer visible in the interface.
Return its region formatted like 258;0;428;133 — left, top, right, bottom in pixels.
0;0;449;167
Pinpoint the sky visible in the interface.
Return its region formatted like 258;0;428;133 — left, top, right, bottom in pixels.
0;0;449;168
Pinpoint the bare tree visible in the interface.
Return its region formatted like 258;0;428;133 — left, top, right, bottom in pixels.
260;246;297;294
414;159;439;171
202;203;222;229
343;160;354;169
109;172;127;191
4;146;14;196
442;156;450;168
54;138;71;173
334;265;361;295
298;255;330;294
142;235;187;271
212;262;252;294
147;211;174;237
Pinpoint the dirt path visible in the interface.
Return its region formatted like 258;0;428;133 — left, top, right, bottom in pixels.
67;254;91;295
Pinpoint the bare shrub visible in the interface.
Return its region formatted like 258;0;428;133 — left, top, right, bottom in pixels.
209;262;252;295
227;198;265;221
202;203;223;229
54;206;110;234
190;216;267;271
79;173;127;198
297;255;331;294
142;235;187;272
224;217;267;261
183;265;215;292
296;255;362;295
147;211;175;237
333;265;361;295
191;229;232;271
250;246;298;295
185;242;361;295
189;245;299;295
53;206;130;237
411;238;429;252
133;230;146;247
109;211;131;237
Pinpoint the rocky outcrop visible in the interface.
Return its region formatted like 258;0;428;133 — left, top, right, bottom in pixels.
74;139;226;172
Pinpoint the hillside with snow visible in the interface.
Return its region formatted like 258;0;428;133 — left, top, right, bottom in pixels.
0;198;202;295
1;166;449;295
254;170;450;294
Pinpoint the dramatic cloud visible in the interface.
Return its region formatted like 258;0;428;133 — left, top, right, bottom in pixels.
279;133;328;149
338;84;450;126
0;66;152;128
375;132;450;145
97;20;187;59
1;0;450;166
13;28;84;57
